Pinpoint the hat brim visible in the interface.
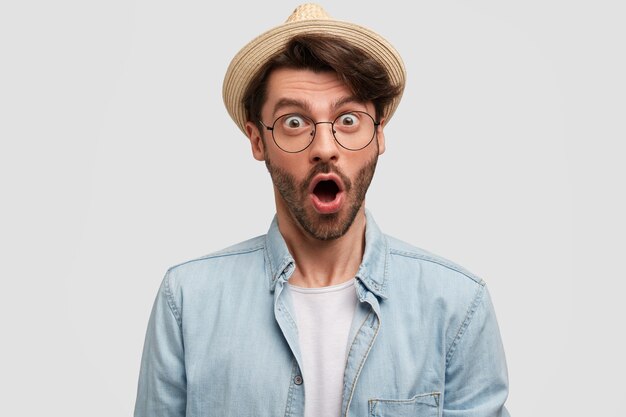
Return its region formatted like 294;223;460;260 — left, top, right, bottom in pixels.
222;19;406;137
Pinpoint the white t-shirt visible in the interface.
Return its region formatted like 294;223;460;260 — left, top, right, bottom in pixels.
287;279;358;417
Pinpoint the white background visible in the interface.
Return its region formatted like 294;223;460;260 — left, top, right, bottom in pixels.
1;0;624;415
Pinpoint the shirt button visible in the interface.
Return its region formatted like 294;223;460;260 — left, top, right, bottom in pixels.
294;375;303;385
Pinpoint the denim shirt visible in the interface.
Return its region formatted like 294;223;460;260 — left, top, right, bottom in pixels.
134;212;510;417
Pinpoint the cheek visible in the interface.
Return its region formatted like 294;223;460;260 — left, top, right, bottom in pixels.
348;151;378;175
267;152;309;179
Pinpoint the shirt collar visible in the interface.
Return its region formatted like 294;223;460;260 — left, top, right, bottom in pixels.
264;210;389;299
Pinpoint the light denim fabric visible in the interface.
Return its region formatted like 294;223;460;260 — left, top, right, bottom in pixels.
134;211;510;417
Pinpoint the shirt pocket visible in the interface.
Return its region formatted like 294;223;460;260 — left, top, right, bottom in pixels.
368;392;441;417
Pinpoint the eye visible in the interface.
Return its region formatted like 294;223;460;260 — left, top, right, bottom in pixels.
282;114;308;129
336;112;360;127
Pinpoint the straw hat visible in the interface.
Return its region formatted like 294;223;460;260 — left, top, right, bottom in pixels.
222;3;406;136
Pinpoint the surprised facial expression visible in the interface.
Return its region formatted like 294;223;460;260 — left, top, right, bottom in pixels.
245;68;386;241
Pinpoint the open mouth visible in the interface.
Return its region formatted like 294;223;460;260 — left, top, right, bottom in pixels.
313;180;340;202
309;174;345;214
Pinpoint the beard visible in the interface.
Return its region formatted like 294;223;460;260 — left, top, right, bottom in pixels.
265;154;378;241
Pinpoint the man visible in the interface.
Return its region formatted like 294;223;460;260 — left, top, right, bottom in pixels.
134;4;510;417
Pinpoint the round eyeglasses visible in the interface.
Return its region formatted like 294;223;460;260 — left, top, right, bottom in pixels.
259;111;380;153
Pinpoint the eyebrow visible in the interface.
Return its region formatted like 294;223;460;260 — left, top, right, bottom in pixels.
273;98;311;116
272;96;367;118
332;96;367;110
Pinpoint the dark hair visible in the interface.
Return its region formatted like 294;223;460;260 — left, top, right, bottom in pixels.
243;34;402;130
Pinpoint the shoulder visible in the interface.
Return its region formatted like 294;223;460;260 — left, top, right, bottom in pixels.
386;234;484;285
383;235;492;346
385;234;486;294
164;234;267;292
170;235;266;270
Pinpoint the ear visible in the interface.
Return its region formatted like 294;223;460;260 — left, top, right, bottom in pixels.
376;119;386;155
245;121;266;161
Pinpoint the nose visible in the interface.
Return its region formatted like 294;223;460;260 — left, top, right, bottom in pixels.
308;121;339;163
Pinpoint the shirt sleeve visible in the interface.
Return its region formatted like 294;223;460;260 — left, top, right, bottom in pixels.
134;271;187;417
443;284;511;417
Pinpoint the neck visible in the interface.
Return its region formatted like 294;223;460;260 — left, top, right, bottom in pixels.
277;205;367;288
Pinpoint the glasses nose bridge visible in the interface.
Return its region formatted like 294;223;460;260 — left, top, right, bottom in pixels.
312;120;336;140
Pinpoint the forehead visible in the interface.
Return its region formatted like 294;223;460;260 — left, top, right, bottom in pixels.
263;68;369;117
266;67;347;95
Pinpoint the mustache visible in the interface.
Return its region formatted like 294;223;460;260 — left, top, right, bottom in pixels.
302;162;352;192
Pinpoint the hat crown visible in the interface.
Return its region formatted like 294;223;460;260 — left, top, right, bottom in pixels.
285;3;331;23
